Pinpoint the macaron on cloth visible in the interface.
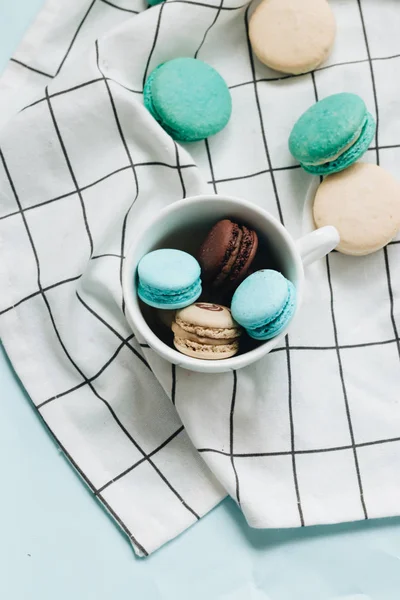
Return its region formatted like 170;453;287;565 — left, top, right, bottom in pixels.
138;249;202;310
231;270;296;340
249;0;336;75
289;93;376;175
313;162;400;256
143;57;232;142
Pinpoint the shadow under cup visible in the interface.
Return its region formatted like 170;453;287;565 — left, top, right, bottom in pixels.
124;196;302;371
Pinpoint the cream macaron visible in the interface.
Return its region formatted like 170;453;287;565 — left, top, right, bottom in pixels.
172;302;242;360
249;0;336;75
313;162;400;256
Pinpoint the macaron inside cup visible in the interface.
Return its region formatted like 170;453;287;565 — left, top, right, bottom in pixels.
134;209;296;364
172;302;242;360
143;58;232;142
231;270;296;341
198;219;258;289
289;93;376;176
138;249;202;310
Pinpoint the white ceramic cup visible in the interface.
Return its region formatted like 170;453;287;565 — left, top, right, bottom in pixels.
122;195;339;373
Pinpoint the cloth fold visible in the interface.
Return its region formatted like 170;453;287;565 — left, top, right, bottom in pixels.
1;0;400;556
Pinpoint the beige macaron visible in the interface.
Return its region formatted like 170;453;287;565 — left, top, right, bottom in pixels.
249;0;336;75
172;302;242;360
313;162;400;256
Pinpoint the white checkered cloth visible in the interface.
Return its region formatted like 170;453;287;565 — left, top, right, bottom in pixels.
1;0;400;557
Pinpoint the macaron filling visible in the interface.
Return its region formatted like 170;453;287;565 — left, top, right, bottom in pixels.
301;126;363;167
228;226;258;283
213;223;242;285
172;323;237;346
174;316;240;341
173;337;239;356
247;281;296;340
301;112;376;175
138;279;201;309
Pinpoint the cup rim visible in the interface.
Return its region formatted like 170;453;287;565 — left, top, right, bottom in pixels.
122;194;304;373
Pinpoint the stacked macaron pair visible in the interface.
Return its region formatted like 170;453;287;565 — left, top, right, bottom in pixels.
289;92;400;255
137;219;297;360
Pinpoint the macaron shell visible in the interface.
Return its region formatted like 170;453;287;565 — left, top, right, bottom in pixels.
313;162;400;256
172;322;235;345
198;220;241;284
249;0;336;75
248;282;296;340
289;93;368;165
138;280;201;310
176;302;239;333
302;112;376;176
230;226;259;284
137;249;202;309
143;58;232;142
198;220;258;288
138;249;200;292
231;270;290;329
173;337;239;360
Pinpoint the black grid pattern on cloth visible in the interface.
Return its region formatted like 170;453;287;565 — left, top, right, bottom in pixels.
1;0;400;554
94;39;140;313
172;0;400;527
9;0;141;80
312;64;367;518
241;5;304;525
0;0;211;556
356;0;400;363
8;0;249;81
1;135;204;545
198;434;400;458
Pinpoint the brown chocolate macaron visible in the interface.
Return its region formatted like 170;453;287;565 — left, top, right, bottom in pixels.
198;219;258;288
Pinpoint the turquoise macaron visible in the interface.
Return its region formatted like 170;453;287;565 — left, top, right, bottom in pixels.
231;270;296;341
288;93;376;175
143;57;232;142
137;249;202;310
148;0;164;5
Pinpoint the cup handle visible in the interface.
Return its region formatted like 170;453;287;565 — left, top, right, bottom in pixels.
296;226;340;266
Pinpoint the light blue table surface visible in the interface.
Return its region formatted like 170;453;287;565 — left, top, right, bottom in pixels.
2;2;400;598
